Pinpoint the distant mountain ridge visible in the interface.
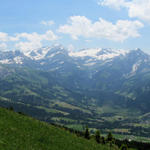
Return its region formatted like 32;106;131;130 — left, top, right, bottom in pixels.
1;46;150;86
1;46;150;101
0;46;149;71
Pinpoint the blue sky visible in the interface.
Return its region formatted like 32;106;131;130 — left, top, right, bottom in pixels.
0;0;150;53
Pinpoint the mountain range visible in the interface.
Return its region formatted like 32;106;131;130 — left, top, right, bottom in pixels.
0;45;150;137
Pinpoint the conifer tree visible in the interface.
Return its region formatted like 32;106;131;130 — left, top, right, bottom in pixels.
95;130;100;143
107;132;113;142
84;126;90;139
9;106;14;111
101;136;105;144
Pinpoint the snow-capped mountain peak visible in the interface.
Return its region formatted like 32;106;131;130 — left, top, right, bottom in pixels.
69;48;129;61
23;45;67;60
0;46;149;74
24;47;52;60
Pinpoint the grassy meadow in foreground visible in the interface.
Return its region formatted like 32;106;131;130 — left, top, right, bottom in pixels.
0;107;137;150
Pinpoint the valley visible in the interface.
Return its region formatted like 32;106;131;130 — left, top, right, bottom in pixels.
0;46;150;140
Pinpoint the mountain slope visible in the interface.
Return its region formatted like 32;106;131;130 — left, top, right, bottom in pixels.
0;107;122;150
1;46;150;137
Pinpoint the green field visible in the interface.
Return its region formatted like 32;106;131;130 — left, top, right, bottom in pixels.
0;107;136;150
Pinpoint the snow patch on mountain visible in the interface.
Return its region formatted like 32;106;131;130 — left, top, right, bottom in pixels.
24;47;51;60
0;57;23;65
0;59;12;64
24;45;66;60
14;56;23;64
84;62;96;66
69;48;129;61
47;51;63;58
130;59;144;75
69;48;101;58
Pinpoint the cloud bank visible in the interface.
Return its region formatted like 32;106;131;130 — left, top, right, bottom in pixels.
41;20;55;26
99;0;150;23
58;16;143;42
0;30;58;52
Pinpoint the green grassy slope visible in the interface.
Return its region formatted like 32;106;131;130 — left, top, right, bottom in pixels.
0;107;128;150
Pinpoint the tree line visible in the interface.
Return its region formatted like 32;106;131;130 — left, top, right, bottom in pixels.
84;126;150;150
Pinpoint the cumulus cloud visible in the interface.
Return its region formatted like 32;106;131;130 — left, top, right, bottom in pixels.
0;30;58;52
99;0;150;23
127;0;150;22
58;16;143;42
15;30;58;51
41;20;55;26
0;43;7;50
0;32;9;42
15;41;42;52
0;32;20;42
98;0;126;10
67;44;74;51
16;30;57;42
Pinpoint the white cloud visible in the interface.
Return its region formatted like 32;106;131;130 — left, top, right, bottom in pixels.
15;30;58;52
58;16;91;40
41;20;55;26
98;0;126;10
0;30;58;52
43;30;58;40
99;0;150;23
127;0;150;22
58;16;143;42
85;40;92;43
15;41;42;52
0;32;20;42
16;30;57;42
0;43;7;50
67;44;74;51
0;32;9;42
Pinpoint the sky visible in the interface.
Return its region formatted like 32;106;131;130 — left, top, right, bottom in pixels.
0;0;150;53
